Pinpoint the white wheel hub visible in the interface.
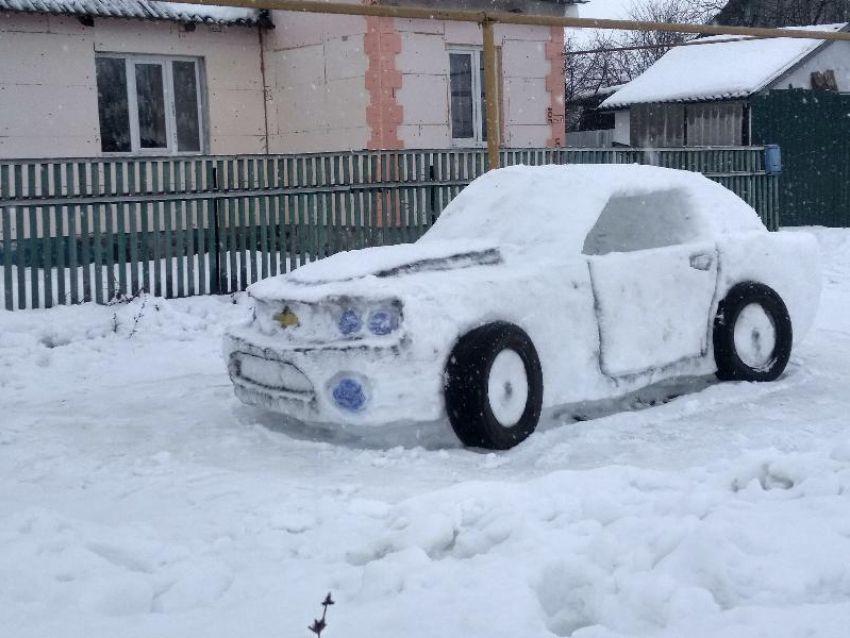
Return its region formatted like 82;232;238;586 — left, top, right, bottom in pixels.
487;349;529;427
734;303;777;369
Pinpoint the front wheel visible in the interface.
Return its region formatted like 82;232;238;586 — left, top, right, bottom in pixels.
713;282;793;382
444;322;543;450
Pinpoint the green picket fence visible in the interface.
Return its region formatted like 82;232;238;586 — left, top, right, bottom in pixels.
0;147;779;310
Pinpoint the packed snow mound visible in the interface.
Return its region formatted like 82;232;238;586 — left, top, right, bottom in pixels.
0;228;848;638
421;165;766;255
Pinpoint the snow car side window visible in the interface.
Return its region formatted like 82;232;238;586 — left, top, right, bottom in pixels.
582;189;699;256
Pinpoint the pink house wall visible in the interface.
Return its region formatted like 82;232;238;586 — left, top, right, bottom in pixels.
0;4;568;158
0;12;265;159
265;8;568;153
262;5;372;154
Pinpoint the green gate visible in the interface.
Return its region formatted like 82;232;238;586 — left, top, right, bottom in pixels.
752;89;850;227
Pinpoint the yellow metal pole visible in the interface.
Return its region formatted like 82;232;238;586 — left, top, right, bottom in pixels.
165;0;850;42
482;19;500;171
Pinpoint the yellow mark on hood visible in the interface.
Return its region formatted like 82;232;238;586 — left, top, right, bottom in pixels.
273;309;300;328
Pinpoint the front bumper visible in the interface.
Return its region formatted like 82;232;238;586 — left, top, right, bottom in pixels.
223;324;444;426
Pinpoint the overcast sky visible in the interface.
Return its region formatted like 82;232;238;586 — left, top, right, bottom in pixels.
570;0;634;42
577;0;633;20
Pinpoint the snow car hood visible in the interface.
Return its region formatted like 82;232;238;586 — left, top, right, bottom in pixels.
247;239;502;302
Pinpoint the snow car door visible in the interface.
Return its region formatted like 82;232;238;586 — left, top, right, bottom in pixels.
582;191;718;377
588;243;718;376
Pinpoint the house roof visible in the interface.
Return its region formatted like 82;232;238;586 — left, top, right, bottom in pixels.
601;23;849;110
0;0;261;26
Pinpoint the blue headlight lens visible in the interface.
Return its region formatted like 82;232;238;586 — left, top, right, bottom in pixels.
332;378;366;412
338;309;362;336
367;309;398;336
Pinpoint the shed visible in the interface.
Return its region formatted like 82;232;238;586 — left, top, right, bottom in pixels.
600;23;850;147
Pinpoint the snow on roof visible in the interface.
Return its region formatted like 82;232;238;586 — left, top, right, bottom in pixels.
601;23;849;109
0;0;261;25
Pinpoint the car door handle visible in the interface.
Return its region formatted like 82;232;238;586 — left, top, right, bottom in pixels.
689;253;714;271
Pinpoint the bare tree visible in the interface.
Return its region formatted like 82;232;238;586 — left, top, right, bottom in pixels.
715;0;850;27
566;0;724;131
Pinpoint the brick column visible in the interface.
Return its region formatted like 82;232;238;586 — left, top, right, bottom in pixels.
364;15;403;150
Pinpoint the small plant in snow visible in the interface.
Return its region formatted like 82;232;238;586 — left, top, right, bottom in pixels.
308;592;334;637
127;293;149;339
107;278;146;306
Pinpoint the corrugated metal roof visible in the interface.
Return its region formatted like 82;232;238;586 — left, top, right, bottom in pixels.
0;0;261;26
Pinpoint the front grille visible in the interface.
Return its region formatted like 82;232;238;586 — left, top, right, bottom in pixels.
233;354;314;395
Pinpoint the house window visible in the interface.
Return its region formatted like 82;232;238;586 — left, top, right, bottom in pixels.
449;49;492;145
95;54;205;155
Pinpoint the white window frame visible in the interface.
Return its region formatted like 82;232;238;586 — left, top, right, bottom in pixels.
447;47;490;148
96;53;207;156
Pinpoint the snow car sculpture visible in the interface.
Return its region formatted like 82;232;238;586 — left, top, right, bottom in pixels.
223;165;820;449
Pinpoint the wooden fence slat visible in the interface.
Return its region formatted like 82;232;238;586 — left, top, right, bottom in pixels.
138;162;150;296
175;162;186;298
257;160;269;281
91;175;102;306
150;163;162;298
247;159;258;284
113;164;125;299
26;166;40;309
39;165;53;308
1;165;11;311
163;163;174;298
79;164;93;303
13;166;26;310
127;163;140;296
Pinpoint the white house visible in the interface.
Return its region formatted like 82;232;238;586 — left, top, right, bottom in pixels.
0;0;577;159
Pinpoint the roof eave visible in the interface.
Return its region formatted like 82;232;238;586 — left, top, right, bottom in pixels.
602;94;754;110
0;4;263;27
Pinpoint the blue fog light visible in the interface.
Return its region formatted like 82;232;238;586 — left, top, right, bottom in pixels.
332;378;366;412
338;309;362;336
368;309;397;336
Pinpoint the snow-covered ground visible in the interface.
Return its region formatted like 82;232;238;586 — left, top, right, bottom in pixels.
1;228;849;638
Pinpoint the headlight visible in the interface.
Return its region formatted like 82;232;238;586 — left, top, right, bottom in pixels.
338;309;363;337
367;307;400;336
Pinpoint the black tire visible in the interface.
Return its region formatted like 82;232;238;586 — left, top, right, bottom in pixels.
444;322;543;450
713;281;793;382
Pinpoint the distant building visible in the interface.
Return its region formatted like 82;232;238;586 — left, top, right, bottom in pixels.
599;23;850;147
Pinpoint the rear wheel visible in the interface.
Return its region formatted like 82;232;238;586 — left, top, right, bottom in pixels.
444;322;543;450
714;282;793;382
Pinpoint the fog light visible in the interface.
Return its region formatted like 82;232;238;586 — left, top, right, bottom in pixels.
332;378;366;412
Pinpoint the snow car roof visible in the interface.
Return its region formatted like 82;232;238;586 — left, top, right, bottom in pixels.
420;164;766;255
